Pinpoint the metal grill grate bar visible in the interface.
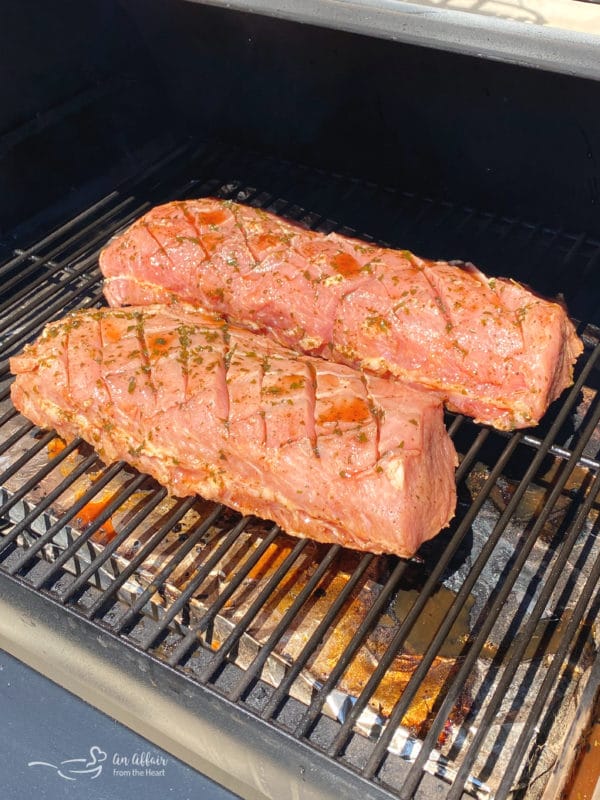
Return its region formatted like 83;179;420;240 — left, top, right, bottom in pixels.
83;495;205;621
387;341;600;796
2;458;118;566
0;142;196;277
0;420;34;457
446;421;600;799
0;445;98;559
323;427;521;759
31;471;151;592
0;431;70;508
0;404;20;428
0;275;105;376
0;385;14;404
136;514;254;652
56;484;170;604
167;524;284;665
0;199;137;315
521;434;600;472
294;557;412;739
209;543;343;697
0;433;88;532
260;549;375;720
198;537;312;685
111;502;225;636
0;193;123;280
495;475;600;797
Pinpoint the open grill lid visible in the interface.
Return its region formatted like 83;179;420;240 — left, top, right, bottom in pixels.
1;141;600;800
185;0;600;81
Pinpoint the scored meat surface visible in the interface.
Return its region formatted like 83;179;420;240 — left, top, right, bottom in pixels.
10;305;457;557
100;199;583;430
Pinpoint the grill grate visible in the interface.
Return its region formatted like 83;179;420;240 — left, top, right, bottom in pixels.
1;141;600;800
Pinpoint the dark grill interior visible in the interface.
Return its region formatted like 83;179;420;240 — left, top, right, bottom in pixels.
2;140;600;799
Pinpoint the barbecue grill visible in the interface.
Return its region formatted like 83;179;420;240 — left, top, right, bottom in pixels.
2;2;600;798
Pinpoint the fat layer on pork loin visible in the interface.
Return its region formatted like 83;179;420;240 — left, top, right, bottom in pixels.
10;305;457;557
100;198;583;430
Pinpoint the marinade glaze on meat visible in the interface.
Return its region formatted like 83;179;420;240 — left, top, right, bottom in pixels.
10;306;457;557
100;199;583;430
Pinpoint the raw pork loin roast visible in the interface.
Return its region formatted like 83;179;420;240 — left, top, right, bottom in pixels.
101;198;583;430
10;306;457;557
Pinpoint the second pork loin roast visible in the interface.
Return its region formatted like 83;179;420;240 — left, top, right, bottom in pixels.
100;198;583;430
10;305;457;557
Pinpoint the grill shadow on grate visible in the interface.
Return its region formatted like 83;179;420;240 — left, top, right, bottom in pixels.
1;141;600;800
